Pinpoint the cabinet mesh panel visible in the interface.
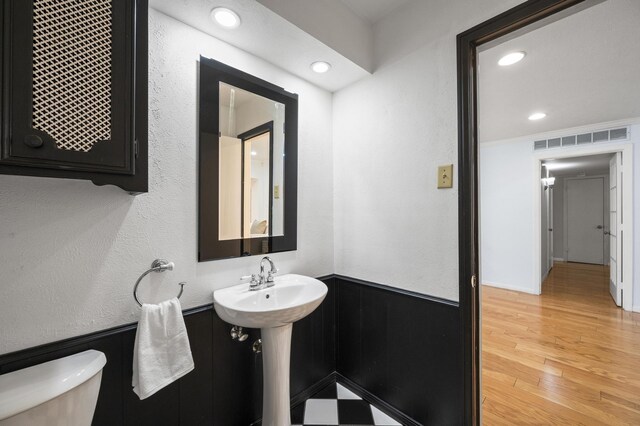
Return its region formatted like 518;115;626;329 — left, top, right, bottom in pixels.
32;0;113;152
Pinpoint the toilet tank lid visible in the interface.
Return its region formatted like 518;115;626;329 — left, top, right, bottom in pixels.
0;349;106;420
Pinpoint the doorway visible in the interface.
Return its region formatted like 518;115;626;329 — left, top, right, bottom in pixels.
534;147;632;304
566;176;605;264
457;0;639;423
238;121;274;239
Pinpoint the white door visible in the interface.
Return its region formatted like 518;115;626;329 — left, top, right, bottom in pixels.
567;177;605;264
609;154;621;305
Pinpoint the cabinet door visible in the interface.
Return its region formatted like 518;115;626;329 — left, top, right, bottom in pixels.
0;0;147;192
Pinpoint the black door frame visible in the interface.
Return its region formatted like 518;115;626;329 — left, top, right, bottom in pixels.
238;121;275;240
456;1;585;423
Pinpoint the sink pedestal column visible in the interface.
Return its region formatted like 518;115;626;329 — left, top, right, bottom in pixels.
261;323;293;426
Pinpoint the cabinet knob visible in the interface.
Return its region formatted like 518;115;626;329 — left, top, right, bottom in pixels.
24;135;43;148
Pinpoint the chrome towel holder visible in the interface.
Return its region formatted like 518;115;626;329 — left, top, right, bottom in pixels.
133;259;186;307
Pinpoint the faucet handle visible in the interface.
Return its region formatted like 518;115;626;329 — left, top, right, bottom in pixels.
241;274;261;288
266;269;278;285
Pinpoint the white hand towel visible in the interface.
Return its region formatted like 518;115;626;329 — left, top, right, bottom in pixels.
132;297;194;400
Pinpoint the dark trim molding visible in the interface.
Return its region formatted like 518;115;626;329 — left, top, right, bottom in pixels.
0;303;213;366
333;274;459;308
336;373;420;426
456;1;585;423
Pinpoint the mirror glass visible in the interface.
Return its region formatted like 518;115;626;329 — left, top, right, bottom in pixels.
218;82;285;241
198;57;297;262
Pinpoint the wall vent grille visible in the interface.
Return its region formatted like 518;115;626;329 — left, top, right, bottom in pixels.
31;0;113;152
533;127;629;151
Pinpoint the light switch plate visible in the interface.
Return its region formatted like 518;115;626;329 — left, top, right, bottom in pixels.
438;164;453;189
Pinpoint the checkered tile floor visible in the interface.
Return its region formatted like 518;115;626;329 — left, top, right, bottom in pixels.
291;383;402;426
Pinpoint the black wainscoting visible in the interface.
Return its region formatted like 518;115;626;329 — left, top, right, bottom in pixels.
0;275;461;425
0;277;335;426
335;276;462;425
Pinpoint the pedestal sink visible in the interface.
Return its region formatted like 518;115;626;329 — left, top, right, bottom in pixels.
213;274;327;426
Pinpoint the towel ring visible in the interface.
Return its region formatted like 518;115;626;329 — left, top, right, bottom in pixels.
133;259;186;307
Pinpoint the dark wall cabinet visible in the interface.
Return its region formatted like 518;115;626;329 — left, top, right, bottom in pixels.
0;0;148;193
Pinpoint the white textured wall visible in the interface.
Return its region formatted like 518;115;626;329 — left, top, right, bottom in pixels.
0;10;334;354
480;139;536;293
480;123;640;300
332;0;524;301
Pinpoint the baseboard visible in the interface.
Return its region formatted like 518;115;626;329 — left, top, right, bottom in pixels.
633;305;640;313
553;257;565;262
482;281;539;295
336;373;421;426
291;372;337;408
248;370;423;426
541;270;550;283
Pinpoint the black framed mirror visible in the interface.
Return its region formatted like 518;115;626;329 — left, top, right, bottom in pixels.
198;57;298;261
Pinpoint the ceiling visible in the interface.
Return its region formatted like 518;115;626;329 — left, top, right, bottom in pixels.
543;153;612;177
478;0;640;143
340;0;412;24
150;0;371;92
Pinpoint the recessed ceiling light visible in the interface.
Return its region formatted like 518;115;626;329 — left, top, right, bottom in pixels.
498;51;526;66
311;61;331;73
211;7;241;29
251;151;257;156
529;112;547;121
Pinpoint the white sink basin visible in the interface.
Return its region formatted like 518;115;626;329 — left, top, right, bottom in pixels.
214;273;327;425
213;274;328;329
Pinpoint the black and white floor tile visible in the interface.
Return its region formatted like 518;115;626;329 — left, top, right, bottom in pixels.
291;383;402;426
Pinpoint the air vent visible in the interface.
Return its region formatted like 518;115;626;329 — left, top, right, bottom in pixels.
532;126;629;151
577;133;592;144
548;138;561;148
610;128;628;140
534;140;547;150
593;131;608;142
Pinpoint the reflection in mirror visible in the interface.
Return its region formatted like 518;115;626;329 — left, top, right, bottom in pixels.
199;56;297;262
218;82;285;241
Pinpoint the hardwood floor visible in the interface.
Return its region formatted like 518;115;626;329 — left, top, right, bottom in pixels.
481;262;640;425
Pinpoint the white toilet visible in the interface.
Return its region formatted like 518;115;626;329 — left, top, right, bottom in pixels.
0;349;106;426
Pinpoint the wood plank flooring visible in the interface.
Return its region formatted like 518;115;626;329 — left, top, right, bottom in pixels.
482;262;640;425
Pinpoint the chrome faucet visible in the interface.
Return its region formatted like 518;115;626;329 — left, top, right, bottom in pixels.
260;256;278;287
241;256;279;291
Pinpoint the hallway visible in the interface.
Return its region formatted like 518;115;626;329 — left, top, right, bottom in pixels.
482;262;640;424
